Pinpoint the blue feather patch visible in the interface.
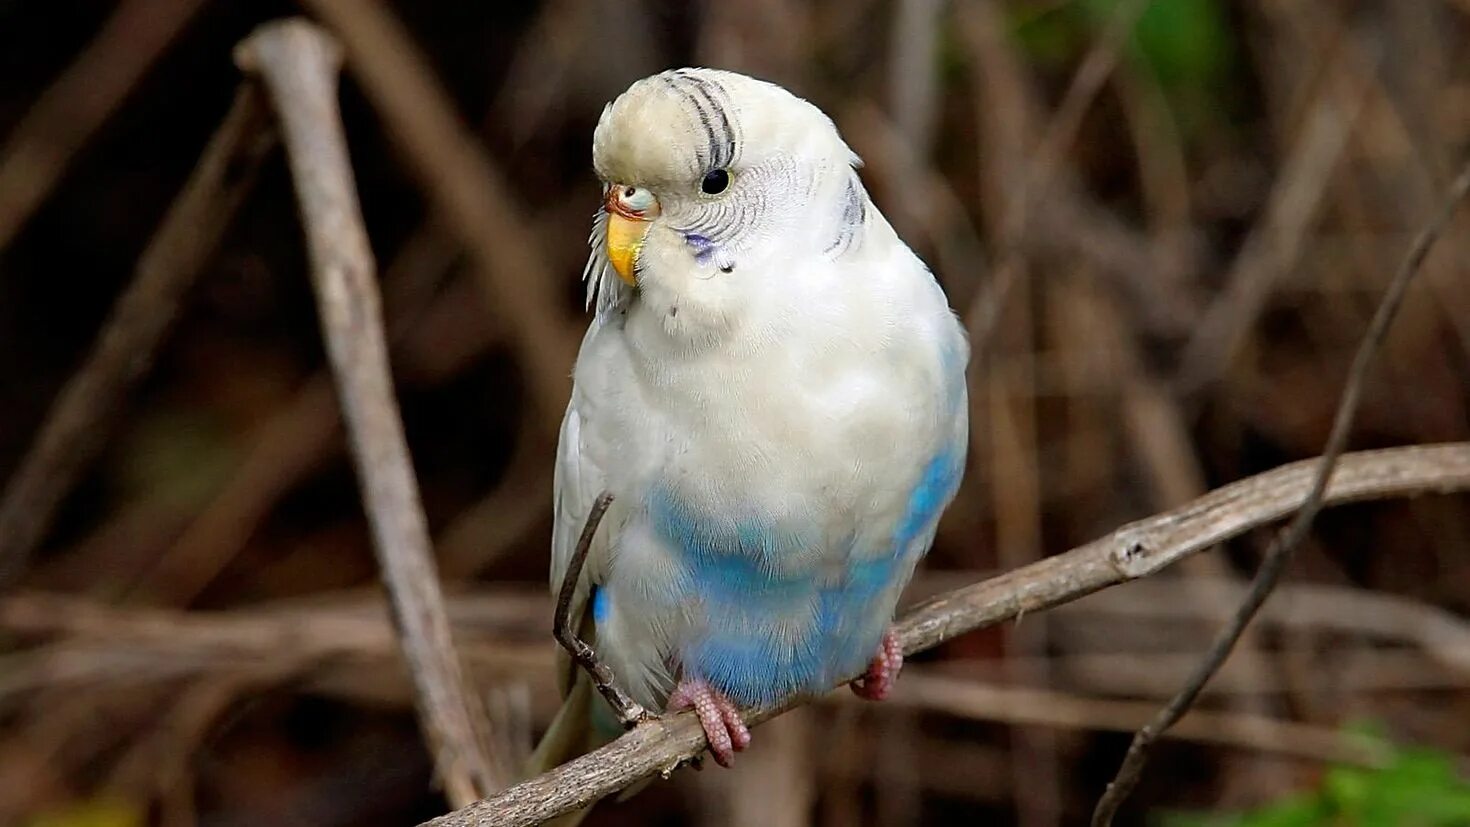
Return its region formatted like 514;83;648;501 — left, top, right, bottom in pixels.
644;438;962;708
686;630;824;707
648;484;827;706
894;445;964;549
591;584;611;623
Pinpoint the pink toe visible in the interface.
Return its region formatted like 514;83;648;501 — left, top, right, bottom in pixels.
718;697;751;751
851;629;904;701
668;679;748;767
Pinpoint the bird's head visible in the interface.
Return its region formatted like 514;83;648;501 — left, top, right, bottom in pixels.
583;68;867;320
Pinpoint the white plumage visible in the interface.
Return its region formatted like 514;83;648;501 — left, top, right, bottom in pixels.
535;67;969;788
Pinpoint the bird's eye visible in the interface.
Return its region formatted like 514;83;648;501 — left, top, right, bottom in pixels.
701;168;731;195
613;185;658;215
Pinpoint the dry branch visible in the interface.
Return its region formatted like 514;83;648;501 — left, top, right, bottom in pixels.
553;491;647;724
1070;578;1470;676
891;674;1387;768
1177;72;1366;390
957;0;1150;358
0;0;207;252
1091;154;1470;825
234;19;504;804
421;442;1470;827
10;575;1469;705
0;85;276;588
300;0;580;424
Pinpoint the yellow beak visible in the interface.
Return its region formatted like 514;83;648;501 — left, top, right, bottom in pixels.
605;211;648;286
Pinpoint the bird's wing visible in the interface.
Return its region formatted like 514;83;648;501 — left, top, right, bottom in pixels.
549;381;613;698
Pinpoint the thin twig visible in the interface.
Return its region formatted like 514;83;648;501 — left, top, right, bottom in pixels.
891;674;1389;768
10;569;1470;705
133;215;468;602
960;0;1151;358
1176;68;1367;391
1090;156;1470;825
553;491;647;725
234;18;504;804
0;85;276;589
419;442;1470;827
299;0;580;426
0;0;207;252
1068;577;1470;676
15;569;1470;701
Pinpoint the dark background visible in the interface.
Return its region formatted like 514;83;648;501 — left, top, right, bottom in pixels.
2;1;1468;825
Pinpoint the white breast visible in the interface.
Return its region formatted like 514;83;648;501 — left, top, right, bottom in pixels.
577;232;961;546
564;220;966;708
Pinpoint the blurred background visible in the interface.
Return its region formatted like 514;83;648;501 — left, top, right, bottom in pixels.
2;1;1469;825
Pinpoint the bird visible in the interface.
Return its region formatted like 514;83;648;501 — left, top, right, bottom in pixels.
528;66;969;799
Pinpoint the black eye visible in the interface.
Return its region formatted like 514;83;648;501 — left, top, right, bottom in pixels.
701;168;730;195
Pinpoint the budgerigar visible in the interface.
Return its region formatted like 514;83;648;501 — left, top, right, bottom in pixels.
531;67;969;788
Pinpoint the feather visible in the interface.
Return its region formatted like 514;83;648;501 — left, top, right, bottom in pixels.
533;66;970;815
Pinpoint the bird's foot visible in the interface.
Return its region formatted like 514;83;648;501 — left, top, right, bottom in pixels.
850;628;903;701
667;678;750;767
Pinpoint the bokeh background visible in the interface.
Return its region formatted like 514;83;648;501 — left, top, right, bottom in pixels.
3;1;1470;825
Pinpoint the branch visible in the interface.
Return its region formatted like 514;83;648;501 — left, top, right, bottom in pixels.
958;0;1150;358
420;441;1470;827
1091;155;1470;824
299;0;580;426
891;674;1389;768
0;84;276;589
1177;68;1366;391
0;0;207;252
234;19;504;804
553;492;647;724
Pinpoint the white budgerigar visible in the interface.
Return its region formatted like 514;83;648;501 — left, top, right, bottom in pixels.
532;67;969;784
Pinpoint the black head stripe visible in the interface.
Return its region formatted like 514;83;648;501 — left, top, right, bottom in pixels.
674;70;737;171
672;74;720;171
826;173;867;256
658;74;708;171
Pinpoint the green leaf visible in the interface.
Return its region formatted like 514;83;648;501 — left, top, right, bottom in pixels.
1158;730;1470;827
1081;0;1233;87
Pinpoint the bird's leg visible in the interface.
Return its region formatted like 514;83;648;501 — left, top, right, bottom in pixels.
666;678;750;768
554;491;647;727
850;628;904;701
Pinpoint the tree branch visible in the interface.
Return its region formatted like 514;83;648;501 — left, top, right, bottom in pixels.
0;83;276;588
299;0;581;427
234;19;504;804
552;492;647;725
420;441;1470;827
1090;154;1470;825
0;0;208;252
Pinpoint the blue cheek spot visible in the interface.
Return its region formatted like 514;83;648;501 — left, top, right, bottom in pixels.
683;232;716;264
591;584;610;623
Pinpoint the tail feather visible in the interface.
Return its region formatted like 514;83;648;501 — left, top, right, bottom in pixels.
528;588;654;824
